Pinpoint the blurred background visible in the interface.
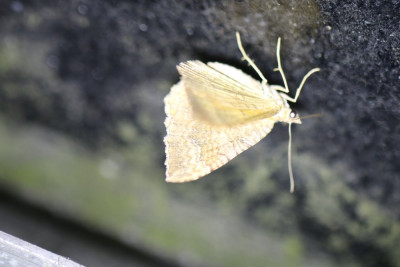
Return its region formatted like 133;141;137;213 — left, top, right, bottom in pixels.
0;1;400;266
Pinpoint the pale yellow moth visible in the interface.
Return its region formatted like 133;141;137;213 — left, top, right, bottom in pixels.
164;32;319;192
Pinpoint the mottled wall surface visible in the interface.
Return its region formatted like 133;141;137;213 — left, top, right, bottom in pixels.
0;1;399;267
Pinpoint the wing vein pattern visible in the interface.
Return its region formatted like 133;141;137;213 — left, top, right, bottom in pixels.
164;81;276;182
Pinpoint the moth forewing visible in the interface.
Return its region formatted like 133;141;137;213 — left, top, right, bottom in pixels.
164;81;277;183
178;61;281;125
206;62;264;94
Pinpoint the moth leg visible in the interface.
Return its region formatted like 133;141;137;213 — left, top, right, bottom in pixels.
273;37;320;102
273;37;290;93
280;67;320;103
235;32;268;89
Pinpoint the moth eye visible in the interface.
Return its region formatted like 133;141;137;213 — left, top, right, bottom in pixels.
289;110;297;119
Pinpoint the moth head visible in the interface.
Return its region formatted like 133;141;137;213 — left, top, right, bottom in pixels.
288;110;302;124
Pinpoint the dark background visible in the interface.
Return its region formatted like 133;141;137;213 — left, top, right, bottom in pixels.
0;0;399;266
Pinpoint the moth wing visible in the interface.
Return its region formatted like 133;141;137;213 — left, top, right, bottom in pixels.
178;61;281;125
207;62;262;91
164;81;276;182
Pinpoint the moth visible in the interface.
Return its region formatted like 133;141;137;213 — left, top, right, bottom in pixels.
164;32;319;192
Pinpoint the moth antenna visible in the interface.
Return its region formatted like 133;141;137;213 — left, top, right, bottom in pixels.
288;123;295;193
299;113;322;120
235;32;268;85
